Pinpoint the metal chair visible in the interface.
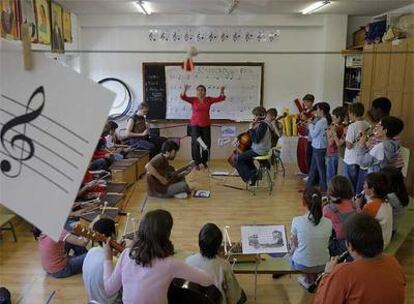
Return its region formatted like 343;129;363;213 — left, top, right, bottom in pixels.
271;144;286;178
250;150;274;195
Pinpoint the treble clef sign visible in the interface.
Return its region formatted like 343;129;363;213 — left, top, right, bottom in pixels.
1;86;45;178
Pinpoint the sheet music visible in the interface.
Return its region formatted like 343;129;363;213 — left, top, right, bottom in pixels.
0;41;115;240
241;224;288;254
165;65;262;120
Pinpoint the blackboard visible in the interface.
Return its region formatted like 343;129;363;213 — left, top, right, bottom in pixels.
143;64;167;119
143;62;264;120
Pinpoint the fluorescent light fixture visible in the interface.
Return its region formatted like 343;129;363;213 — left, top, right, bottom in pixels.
135;1;152;15
302;1;331;15
226;0;239;14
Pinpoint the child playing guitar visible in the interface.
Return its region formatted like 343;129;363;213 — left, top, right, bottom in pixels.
146;140;194;199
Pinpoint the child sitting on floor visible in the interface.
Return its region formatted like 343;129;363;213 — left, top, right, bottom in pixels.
186;223;246;304
289;187;332;289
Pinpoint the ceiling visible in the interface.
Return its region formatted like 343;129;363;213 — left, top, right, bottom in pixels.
57;0;412;16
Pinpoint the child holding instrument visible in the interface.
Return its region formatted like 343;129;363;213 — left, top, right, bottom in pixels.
186;223;246;304
359;116;404;174
33;227;88;278
343;102;370;193
83;218;121;304
103;209;213;303
146;140;192;199
234;106;272;185
306;102;331;192
326;107;347;185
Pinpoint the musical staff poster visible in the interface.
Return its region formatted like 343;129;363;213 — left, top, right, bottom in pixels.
165;65;262;121
0;41;115;240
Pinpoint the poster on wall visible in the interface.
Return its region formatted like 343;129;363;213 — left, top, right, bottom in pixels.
0;0;20;40
20;0;38;42
51;1;64;53
62;9;72;43
35;0;51;44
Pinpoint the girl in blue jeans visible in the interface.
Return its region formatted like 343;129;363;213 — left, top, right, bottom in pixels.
306;103;331;192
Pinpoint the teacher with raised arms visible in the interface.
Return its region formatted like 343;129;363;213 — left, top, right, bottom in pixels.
180;85;226;170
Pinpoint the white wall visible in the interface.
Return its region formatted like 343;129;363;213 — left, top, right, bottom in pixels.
78;14;347;115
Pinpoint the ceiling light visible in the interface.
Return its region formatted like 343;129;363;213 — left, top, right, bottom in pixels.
135;1;152;15
226;0;239;14
301;1;331;15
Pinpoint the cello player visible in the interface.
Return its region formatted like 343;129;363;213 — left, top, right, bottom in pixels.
234;106;273;186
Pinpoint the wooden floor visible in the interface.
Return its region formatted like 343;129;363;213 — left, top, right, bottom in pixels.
1;160;413;304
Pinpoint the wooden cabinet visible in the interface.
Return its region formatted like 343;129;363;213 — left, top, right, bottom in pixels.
361;44;375;89
388;40;407;92
387;90;403;117
401;93;414;194
359;38;414;194
359;88;371;108
373;42;391;91
404;38;414;93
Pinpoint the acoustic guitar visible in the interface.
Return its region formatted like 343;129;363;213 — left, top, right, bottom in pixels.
147;160;195;194
168;278;222;304
72;223;125;253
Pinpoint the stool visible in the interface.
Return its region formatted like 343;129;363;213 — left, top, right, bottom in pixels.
250;151;273;195
0;214;17;242
272;145;285;178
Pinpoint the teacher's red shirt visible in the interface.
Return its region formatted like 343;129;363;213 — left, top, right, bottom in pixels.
180;94;225;127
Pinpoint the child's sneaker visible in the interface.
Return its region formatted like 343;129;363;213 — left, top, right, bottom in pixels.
174;192;188;199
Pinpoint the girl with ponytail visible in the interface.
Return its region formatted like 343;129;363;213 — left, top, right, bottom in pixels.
288;187;332;289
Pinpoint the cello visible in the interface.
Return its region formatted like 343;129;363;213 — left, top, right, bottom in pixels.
227;114;280;168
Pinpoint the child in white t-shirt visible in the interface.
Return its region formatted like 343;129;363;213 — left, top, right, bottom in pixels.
343;102;370;192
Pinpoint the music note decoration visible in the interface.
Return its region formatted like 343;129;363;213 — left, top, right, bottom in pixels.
0;86;45;177
0;86;89;194
147;27;280;44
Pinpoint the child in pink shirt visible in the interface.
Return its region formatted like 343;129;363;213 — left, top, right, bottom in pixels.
103;209;213;304
34;227;88;278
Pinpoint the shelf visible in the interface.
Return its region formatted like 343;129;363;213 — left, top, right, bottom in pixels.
350;45;364;50
344;87;361;91
345;66;362;69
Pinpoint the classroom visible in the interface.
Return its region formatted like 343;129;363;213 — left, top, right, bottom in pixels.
0;0;413;303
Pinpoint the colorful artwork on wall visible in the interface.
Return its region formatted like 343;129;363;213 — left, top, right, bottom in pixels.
51;1;64;53
62;9;72;43
20;0;38;42
35;0;51;44
1;0;20;40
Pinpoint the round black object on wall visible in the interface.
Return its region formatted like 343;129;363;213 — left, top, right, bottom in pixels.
98;77;133;120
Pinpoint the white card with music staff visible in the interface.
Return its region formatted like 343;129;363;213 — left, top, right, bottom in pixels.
0;41;115;240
